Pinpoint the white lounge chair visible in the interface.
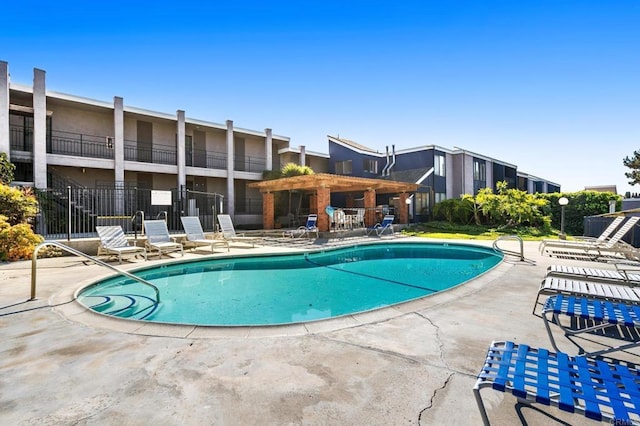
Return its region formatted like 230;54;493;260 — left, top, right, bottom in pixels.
143;220;184;258
216;214;261;247
533;276;640;314
539;216;639;261
546;263;640;284
180;216;229;253
96;225;147;263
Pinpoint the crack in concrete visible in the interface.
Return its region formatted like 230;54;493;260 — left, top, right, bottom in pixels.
417;371;454;424
414;311;450;370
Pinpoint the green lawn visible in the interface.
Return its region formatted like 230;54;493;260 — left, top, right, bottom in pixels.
402;221;570;241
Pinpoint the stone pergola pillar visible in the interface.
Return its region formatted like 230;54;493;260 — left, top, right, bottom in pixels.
262;192;274;229
399;192;409;224
315;186;331;231
364;189;376;226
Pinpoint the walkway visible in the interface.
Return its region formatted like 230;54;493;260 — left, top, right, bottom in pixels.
0;238;634;424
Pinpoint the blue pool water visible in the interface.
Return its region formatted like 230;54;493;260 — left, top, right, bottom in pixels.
77;242;502;326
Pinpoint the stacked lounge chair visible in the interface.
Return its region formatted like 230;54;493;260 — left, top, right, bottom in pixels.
539;216;639;262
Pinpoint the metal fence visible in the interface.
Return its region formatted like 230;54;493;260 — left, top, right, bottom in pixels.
34;186;230;240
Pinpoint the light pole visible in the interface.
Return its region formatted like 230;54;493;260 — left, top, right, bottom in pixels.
558;197;569;240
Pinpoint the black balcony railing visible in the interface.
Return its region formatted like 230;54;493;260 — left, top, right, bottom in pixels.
9;125;33;152
189;149;227;169
234;154;266;173
48;130;115;159
124;142;177;165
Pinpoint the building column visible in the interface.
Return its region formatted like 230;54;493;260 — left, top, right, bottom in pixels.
113;96;125;215
113;97;125;183
225;120;235;217
32;68;47;189
315;186;330;231
262;192;274;229
399;192;409;224
0;61;9;158
264;128;272;171
364;189;376;226
176;110;186;190
299;145;306;167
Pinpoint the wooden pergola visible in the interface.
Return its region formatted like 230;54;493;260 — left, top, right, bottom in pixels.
248;173;420;232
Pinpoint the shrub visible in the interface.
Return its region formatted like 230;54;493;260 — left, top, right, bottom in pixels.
432;198;474;224
0;184;39;225
0;215;43;261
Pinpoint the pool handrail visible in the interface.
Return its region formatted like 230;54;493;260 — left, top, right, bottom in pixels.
493;235;536;264
30;240;160;303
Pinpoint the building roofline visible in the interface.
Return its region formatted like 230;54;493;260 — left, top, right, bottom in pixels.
278;146;329;158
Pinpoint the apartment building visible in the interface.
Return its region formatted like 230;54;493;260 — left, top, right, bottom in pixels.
0;62;329;234
328;135;560;221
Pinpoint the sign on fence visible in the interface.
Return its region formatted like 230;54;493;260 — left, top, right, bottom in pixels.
151;190;172;206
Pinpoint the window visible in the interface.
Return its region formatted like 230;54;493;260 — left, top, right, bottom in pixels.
363;158;378;174
335;160;352;175
435;192;446;203
434;154;446;177
415;192;430;214
473;159;486;181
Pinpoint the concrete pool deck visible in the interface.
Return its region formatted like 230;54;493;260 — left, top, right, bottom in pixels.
1;237;637;425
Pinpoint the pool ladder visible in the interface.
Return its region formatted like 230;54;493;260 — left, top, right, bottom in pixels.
492;235;535;264
30;241;160;302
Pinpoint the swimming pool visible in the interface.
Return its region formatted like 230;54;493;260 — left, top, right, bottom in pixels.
76;242;502;326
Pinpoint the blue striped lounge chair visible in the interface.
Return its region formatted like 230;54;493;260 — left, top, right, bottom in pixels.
474;340;640;425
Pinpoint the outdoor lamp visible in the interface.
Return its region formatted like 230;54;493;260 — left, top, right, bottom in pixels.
558;197;569;240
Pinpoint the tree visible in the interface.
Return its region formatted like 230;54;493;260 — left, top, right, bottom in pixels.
623;150;640;186
0;152;15;185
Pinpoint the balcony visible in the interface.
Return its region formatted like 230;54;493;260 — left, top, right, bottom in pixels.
48;130;115;159
188;149;227;169
124;141;176;165
234;154;266;173
9;125;33;152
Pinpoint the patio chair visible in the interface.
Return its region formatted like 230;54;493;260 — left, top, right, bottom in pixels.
180;216;229;253
546;263;640;285
532;276;640;314
143;220;184;259
473;340;640;425
216;214;261;247
96;225;147;264
542;294;640;356
366;214;394;236
539;216;639;261
283;214;319;238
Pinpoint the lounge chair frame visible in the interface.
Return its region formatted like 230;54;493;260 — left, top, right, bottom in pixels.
533;276;640;314
180;216;229;253
143;220;184;259
542;294;640;356
474;340;640;425
217;214;260;247
283;214;319;238
546;263;640;285
96;225;147;264
539;217;639;261
367;214;394;236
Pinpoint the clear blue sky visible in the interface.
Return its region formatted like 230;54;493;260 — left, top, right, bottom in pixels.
2;1;639;194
